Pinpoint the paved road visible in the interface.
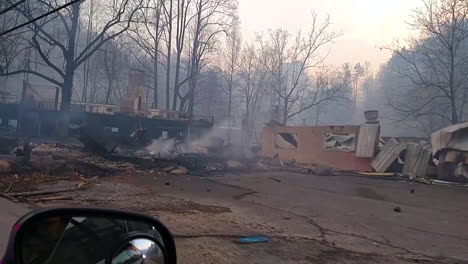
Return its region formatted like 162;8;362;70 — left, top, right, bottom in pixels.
2;171;468;263
129;171;468;263
217;172;468;261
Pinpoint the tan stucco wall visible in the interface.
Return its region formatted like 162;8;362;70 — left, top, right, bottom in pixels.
261;126;372;172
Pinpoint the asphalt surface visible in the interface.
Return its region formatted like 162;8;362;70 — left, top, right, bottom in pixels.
2;170;468;263
217;172;468;261
129;171;468;263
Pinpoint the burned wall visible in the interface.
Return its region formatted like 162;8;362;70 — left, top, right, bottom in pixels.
261;126;372;171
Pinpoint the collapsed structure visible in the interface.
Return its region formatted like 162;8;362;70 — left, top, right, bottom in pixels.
261;111;468;183
262;125;375;171
0;70;212;142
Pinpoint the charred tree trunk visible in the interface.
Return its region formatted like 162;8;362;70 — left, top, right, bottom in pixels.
165;0;173;110
105;81;113;104
60;2;80;112
172;0;188;111
56;2;80;136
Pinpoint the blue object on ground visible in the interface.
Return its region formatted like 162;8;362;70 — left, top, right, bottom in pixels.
235;236;269;244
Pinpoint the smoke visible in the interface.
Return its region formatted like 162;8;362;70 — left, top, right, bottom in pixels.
144;138;179;157
143;127;260;163
144;129;223;158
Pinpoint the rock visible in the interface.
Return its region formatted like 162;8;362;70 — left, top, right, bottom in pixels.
0;160;12;174
170;166;188;175
226;160;247;170
315;165;333;176
393;206;402;213
410;189;415;194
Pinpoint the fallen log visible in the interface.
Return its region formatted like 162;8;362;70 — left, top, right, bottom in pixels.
8;178;97;198
8;186;82;197
27;196;73;203
37;177;70;183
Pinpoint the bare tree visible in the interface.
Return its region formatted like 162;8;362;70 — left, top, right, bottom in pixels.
81;0;101;102
0;0;142;113
266;14;342;124
238;41;270;135
309;67;351;125
181;0;238;113
0;1;28;90
128;0;165;108
219;23;241;141
162;0;173;109
100;39;128;104
171;0;191;110
86;54;102;103
388;0;468;125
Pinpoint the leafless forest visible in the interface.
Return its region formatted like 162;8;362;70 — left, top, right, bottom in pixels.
1;0;468;137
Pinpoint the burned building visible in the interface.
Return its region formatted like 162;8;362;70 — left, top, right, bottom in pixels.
261;125;378;172
0;71;212;141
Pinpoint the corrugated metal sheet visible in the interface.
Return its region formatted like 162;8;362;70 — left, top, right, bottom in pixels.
371;138;406;172
403;141;432;178
356;124;380;158
402;143;418;176
431;122;468;154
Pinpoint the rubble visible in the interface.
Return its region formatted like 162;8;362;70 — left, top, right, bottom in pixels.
6;115;468;204
79;125;119;154
163;166;177;173
402;141;432;179
371;138;406;173
324;133;355;152
170;166;189;175
268;156;284;167
315;165;333;176
130;126;151;147
226;160;247;170
431;123;468;183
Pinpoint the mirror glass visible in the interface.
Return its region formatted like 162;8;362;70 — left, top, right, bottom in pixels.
19;214;164;264
112;238;164;264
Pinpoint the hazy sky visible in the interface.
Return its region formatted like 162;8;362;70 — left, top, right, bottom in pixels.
238;0;421;69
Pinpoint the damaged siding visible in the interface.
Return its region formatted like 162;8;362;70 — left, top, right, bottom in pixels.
261;126;372;171
356;124;380;158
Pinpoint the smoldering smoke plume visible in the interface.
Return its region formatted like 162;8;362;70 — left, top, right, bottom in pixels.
144;128;260;163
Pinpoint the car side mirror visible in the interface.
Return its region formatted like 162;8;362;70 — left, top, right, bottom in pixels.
1;207;177;264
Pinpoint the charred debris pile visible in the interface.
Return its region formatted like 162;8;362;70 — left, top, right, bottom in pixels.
0;129;263;180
